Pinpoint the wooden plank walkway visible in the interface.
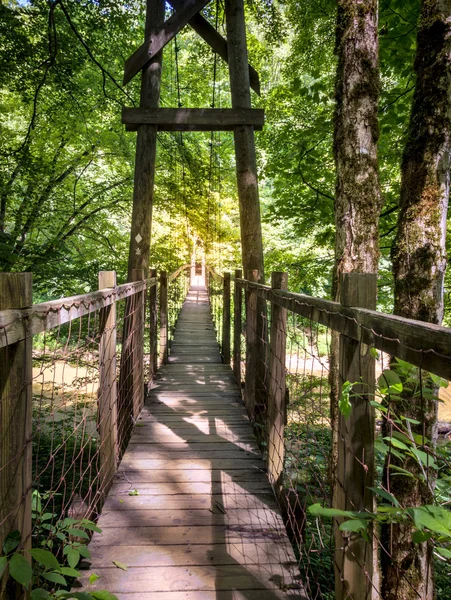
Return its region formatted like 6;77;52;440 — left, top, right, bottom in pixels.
79;285;306;599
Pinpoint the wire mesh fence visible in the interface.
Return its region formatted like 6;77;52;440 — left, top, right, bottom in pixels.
210;269;451;600
0;267;189;596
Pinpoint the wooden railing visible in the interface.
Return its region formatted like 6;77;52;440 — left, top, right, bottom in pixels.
209;269;451;600
0;265;190;578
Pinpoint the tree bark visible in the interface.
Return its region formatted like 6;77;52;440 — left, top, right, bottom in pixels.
382;3;451;599
330;1;382;595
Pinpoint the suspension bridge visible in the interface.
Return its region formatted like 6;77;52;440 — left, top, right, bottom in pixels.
1;0;451;598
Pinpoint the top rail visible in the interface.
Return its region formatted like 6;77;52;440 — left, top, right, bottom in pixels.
168;264;191;283
0;277;157;349
236;278;451;380
206;265;223;282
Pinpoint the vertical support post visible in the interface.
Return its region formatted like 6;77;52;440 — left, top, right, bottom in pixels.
233;269;242;384
245;269;259;417
0;273;32;600
132;269;145;419
335;272;376;600
148;268;158;384
126;0;165;280
267;272;288;487
159;271;168;365
98;271;118;493
222;272;231;364
224;0;264;282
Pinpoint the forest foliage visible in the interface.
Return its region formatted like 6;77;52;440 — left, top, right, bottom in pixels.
0;0;449;321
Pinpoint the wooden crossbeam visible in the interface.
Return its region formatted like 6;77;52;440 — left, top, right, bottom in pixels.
168;0;260;95
122;107;265;131
124;0;211;85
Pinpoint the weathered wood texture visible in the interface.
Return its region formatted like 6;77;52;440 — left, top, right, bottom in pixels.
123;107;265;131
233;269;242;383
98;271;118;495
0;274;32;600
126;0;165;280
235;280;451;380
224;0;264;282
77;282;306;599
334;273;376;600
267;272;288;488
159;271;168;365
167;0;260;95
148;268;158;383
0;279;156;349
222;272;231;364
124;0;211;85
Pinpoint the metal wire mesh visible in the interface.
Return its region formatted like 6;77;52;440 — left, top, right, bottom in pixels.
215;273;451;600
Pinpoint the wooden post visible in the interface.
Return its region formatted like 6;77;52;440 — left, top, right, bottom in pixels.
148;268;158;384
267;272;288;488
222;272;231;364
335;272;376;600
126;0;165;280
0;273;32;600
159;271;168;364
132;269;145;419
245;269;259;417
224;0;265;283
98;271;118;493
233;269;242;384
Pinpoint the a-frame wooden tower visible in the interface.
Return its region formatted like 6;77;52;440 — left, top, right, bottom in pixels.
122;0;265;285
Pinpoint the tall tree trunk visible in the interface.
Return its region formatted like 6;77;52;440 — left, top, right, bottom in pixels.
382;3;451;599
330;1;382;597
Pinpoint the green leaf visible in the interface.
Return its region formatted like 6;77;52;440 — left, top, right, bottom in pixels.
3;530;21;554
128;489;139;496
410;506;451;536
412;530;432;544
339;381;354;419
0;556;8;578
80;520;102;533
383;436;410;451
67;529;90;539
63;518;84;527
308;503;357;519
89;573;101;584
368;487;400;507
29;548;60;570
41;571;67;585
58;566;80;578
112;560;128;571
369;347;380;360
436;547;451;559
9;553;32;588
389;464;415;478
31;589;52;599
66;548;81;568
339;519;368;533
78;546;91;559
409;448;437;470
91;592;120;600
377;370;403;395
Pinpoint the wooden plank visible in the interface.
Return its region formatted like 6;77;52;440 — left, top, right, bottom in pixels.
168;0;261;95
98;271;118;494
335;273;376;598
102;493;278;511
106;480;275;496
0;273;32;599
123;107;264;131
124;0;211;85
72;592;304;600
267;272;288;487
77;564;304;595
77;541;291;567
236;281;451;380
0;280;150;348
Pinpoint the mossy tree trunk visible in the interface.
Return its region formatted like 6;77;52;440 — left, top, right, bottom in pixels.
330;0;382;486
382;2;451;599
330;1;382;596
